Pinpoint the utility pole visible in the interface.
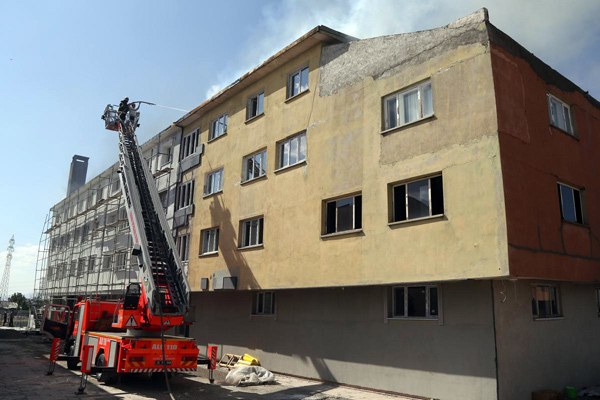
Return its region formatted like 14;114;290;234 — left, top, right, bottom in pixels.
0;235;15;302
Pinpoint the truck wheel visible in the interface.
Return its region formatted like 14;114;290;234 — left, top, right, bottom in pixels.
95;353;117;384
64;338;74;355
67;358;79;370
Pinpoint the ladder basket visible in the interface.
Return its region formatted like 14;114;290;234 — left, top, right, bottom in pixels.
102;104;119;131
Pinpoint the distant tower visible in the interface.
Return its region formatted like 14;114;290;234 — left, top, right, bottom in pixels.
66;155;89;196
0;236;15;302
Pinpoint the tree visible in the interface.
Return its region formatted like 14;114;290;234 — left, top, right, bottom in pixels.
8;293;29;311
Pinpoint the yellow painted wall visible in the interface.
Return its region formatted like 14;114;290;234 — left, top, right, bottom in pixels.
186;40;509;291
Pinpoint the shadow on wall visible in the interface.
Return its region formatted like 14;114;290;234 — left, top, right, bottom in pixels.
208;194;259;290
193;281;499;381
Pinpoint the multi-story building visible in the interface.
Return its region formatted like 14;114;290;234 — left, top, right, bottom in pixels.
169;9;598;400
37;8;600;400
40;122;202;305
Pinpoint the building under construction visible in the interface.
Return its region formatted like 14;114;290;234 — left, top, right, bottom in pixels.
35;123;201;306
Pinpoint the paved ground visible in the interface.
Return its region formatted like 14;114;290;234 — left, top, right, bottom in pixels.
0;328;412;400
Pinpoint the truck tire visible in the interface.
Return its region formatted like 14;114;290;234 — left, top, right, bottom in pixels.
64;338;74;355
95;353;116;384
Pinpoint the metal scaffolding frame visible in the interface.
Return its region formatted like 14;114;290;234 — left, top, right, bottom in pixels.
33;131;179;307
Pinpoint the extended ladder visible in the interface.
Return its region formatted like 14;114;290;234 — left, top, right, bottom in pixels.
103;105;190;318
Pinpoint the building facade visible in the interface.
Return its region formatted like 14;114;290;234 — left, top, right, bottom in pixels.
176;9;599;400
39;123;202;305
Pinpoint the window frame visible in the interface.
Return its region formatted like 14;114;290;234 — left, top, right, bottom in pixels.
547;93;574;135
204;168;223;197
180;129;199;161
276;131;307;170
209;113;228;141
176;180;195;210
391;174;444;223
383;80;433;131
115;253;127;271
287;65;309;99
200;227;219;255
159;146;172;167
391;284;440;320
252;291;275;316
242;148;267;182
323;193;362;235
159;190;168;210
176;233;190;262
240;216;264;249
531;284;562;320
558;182;585;225
246;91;265;121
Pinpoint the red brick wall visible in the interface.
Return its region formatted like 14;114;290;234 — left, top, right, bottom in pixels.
491;43;600;281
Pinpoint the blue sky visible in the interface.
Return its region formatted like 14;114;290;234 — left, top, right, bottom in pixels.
1;0;599;295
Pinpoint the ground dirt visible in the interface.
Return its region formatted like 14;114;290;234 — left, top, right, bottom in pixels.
0;328;412;400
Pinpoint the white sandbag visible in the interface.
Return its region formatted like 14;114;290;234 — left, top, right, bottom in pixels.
224;365;275;386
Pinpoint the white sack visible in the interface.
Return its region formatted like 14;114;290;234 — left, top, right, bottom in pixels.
224;365;275;386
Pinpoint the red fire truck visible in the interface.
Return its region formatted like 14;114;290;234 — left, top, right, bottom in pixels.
42;101;203;382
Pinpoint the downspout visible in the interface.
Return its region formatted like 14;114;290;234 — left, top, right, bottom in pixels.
490;280;500;400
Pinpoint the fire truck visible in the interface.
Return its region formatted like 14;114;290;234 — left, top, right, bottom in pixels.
41;101;201;382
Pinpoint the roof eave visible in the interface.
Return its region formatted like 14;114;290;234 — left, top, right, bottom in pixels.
175;25;355;128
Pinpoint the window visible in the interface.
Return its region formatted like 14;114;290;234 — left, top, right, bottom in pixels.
115;253;127;270
209;113;228;140
159;146;171;166
159;190;168;209
81;224;89;244
383;80;433;130
77;258;86;276
531;284;562;319
73;228;80;244
253;291;275;315
558;183;584;224
102;255;111;270
88;256;96;272
392;285;439;319
119;207;128;230
180;130;199;160
288;66;309;98
392;175;444;222
176;234;190;262
241;217;264;248
176;180;195;210
111;179;120;194
100;185;109;201
325;194;362;234
243;149;267;181
277;132;306;169
201;228;219;255
547;94;574;135
204;168;223;196
246;92;264;120
70;260;77;277
88;191;96;208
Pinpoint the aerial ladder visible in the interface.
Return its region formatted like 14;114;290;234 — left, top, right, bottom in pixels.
40;101;213;383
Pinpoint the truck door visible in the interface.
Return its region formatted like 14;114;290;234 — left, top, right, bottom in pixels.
41;304;71;340
72;302;86;359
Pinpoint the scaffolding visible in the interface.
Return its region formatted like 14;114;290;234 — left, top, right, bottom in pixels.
34;130;178;308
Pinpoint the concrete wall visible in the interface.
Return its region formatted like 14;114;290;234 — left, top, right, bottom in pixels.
187;11;509;292
191;280;498;400
493;280;600;400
